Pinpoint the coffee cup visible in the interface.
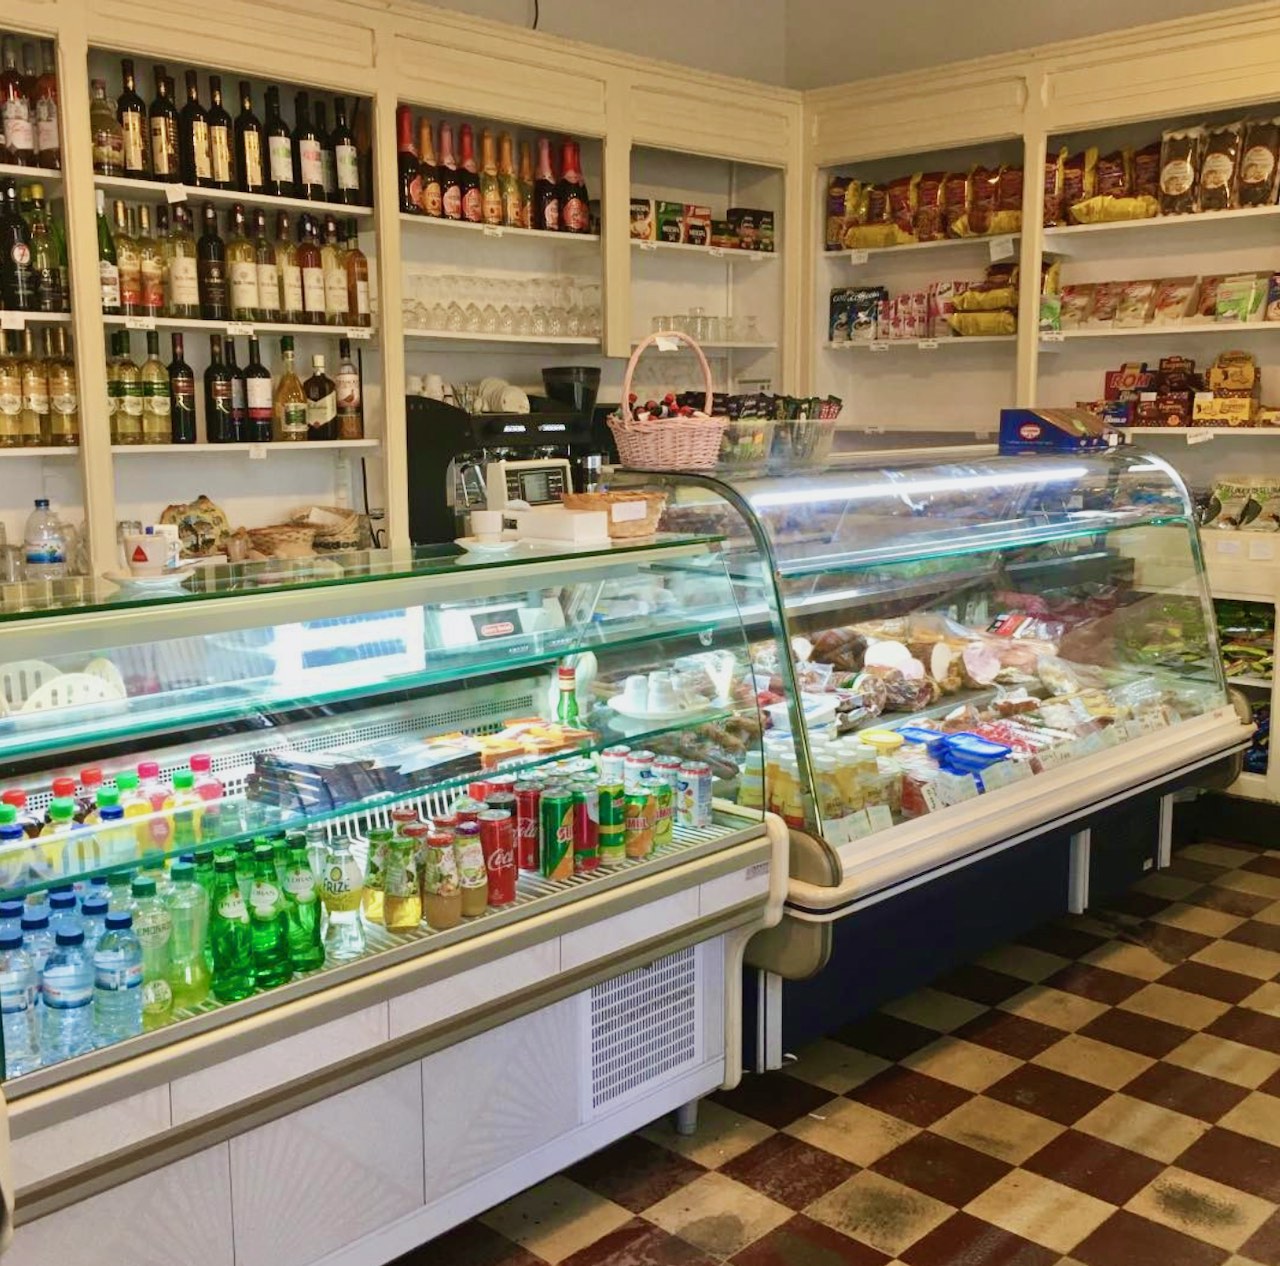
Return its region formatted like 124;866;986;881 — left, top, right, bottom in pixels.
470;510;503;541
123;533;169;575
647;671;678;712
621;675;648;711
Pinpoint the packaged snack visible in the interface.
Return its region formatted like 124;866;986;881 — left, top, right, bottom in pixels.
864;185;889;225
887;173;919;240
913;171;947;241
829;288;855;343
1133;141;1162;199
1266;274;1280;322
1040;293;1062;333
942;171;972;237
1095;149;1132;198
1159;126;1205;215
826;177;852;250
630;198;654;240
847;286;887;341
990;165;1023;235
1239;118;1280;206
1207;349;1259;392
1216;274;1267;324
683;204;711;247
1088;281;1126;327
1044;147;1067;227
727;207;772;251
1197;276;1224;319
709;220;737;250
1200;122;1244;211
929;280;969;336
1151;277;1199;325
967;166;1001;235
843;186;898;249
1204;480;1263;528
948;310;1017;337
1114;280;1157;328
953;262;1019;312
1246;486;1280;530
1061;149;1098;211
1069;194;1159;224
1059;284;1095;329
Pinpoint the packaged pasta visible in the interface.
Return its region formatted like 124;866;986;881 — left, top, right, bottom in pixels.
1159;126;1205;215
1044;147;1067;227
1069;194;1159;224
1239;118;1280;206
1200;121;1244;211
887;173;919;239
913;171;947;241
953;262;1019;312
826;177;852;250
1151;277;1199;325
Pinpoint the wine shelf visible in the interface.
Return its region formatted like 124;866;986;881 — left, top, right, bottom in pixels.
111;440;379;454
632;239;776;263
403;329;600;348
825;335;1015;351
0;312;73;328
0;163;62;186
399;213;599;245
102;315;374;339
92;174;375;220
0;447;79;457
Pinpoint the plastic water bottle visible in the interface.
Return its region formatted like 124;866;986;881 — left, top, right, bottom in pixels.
0;929;39;1076
47;889;80;940
80;894;108;955
165;861;210;1009
21;910;54;983
22;498;67;580
93;911;143;1046
0;899;25;937
130;876;173;1029
209;855;255;1002
40;928;94;1062
83;875;111;908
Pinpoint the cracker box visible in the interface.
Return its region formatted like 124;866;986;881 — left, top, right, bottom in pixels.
1000;408;1113;454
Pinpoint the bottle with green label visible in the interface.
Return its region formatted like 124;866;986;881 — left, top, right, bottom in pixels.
248;842;291;988
129;875;173;1029
209;855;254;1002
281;833;324;971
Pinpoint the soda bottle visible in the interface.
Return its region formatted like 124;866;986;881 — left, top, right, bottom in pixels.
75;768;105;823
135;761;171;849
361;827;390;924
80;893;108;955
115;771;152;851
164;769;204;852
235;838;258;899
248;843;290;988
383;833;422;932
165;860;210;1009
189;753;223;801
1;789;41;838
192;848;216;903
320;834;365;962
40;927;94;1063
94;798;134;871
0;803;32;891
281;834;323;971
104;867;134;911
0;926;39;1075
271;832;289;885
129;876;173;1029
93;910;143;1046
39;795;77;874
209;855;254;1002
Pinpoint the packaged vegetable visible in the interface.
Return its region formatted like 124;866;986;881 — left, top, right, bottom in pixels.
1200;121;1244;211
1159;126;1205;215
1239;118;1280;206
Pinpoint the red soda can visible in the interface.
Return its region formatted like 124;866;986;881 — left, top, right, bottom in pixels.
571;786;599;873
452;794;483;825
477;809;517;906
515;783;542;871
468;780;495;802
488;774;517;793
485;791;517;816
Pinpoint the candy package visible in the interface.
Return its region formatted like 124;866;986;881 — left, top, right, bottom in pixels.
1200;121;1244;211
1061;148;1098;211
1239;118;1280;206
967;166;1001;236
1159;126;1205;215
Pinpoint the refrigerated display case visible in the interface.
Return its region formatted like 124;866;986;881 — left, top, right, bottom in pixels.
615;450;1253;1065
0;539;785;1265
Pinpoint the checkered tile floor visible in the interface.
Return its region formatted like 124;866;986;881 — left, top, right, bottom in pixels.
397;840;1280;1265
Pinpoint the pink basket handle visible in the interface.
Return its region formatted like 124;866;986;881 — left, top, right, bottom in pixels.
621;330;715;423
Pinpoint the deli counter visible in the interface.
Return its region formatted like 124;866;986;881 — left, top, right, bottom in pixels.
617;450;1253;1066
0;540;786;1265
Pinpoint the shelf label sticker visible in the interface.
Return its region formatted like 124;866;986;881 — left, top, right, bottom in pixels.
482;225;503;238
226;321;254;337
989;235;1016;262
982;759;1032;791
847;249;869;265
248;443;267;460
708;246;725;258
1186;431;1214;445
0;312;24;331
1040;330;1065;344
124;315;155;331
918;338;939;351
1249;539;1275;561
868;340;890;353
655;335;680;352
866;804;894;832
1216;538;1244;556
826;810;870;846
163;185;187;204
937;771;981;805
345;327;373;340
638;239;657;251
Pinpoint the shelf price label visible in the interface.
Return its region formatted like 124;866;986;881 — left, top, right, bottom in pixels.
1186;431;1214;445
826;809;871;846
248;443;267;460
866;804;894;832
989;234;1016;262
482;225;504;238
226;321;254;337
344;327;373;340
1040;330;1065;344
847;249;869;265
655;335;681;352
163;184;187;204
124;315;155;331
1249;539;1275;561
868;340;890;353
638;239;657;251
0;312;24;331
708;246;725;258
917;339;939;351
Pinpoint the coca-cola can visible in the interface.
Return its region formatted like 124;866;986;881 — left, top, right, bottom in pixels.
515;784;542;871
485;791;517;817
477;809;517;906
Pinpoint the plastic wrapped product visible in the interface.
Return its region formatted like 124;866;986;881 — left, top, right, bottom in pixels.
1114;280;1157;328
942;171;972;237
1044;147;1067;227
1096;149;1133;198
948;310;1017;337
826;176;853;249
887;173;919;241
1239;118;1280;206
967;166;1001;236
1088;281;1125;327
1159;126;1205;215
1133;141;1162;199
1200;121;1244;211
990;166;1023;235
1061;149;1098;212
1151;277;1199;325
913;171;947;241
1059;284;1096;329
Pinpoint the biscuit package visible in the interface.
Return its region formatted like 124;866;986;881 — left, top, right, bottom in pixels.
1200;122;1244;211
1240;119;1280;206
1159;127;1204;215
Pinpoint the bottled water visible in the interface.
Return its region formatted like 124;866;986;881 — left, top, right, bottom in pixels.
0;929;39;1076
40;928;94;1063
83;875;111;909
282;834;324;972
80;895;108;955
129;876;173;1029
0;899;24;937
47;889;80;940
22;498;67;581
165;861;210;1009
93;912;143;1045
21;910;54;983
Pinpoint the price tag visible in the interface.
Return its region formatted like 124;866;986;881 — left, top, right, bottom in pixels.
1187;431;1215;445
939;772;981;806
847;249;869;265
868;340;890;353
482;225;503;238
248;443;267;460
981;761;1016;791
989;234;1016;262
1216;538;1244;556
919;782;943;814
655;335;680;352
1040;330;1065;344
638;239;657;251
918;339;939;351
1249;539;1275;561
708;246;725;258
124;315;155;331
345;327;373;340
1037;744;1071;771
226;321;253;337
866;804;894;832
826;810;871;846
0;312;23;331
1074;731;1106;756
163;185;187;204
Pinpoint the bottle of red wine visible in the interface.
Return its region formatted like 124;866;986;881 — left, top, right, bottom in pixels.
196;202;227;320
206;76;234;190
147;67;178;182
313;98;336;202
243;336;273;442
557;140;589;233
168;333;196;443
204;335;234;442
331;98;361;206
533;137;558;231
396;105;420;214
263;87;294;197
234;81;264;194
224;337;247;442
117;58;149;179
292;90;324;201
178;69;212;187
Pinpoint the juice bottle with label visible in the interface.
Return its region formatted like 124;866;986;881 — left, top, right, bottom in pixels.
320;834;365;961
39;796;78;876
115;771;149;848
75;768;104;823
1;789;41;839
189;753;223;802
361;827;390;925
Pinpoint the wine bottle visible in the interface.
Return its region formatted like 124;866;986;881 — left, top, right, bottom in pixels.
396;105;420;214
532;137;558;231
112;200;140;316
292;91;324;201
136;204;164;316
344;219;370;328
224;338;246;441
416;119;442;217
168;333;196;443
498;133;521;228
335;336;362;440
243;336;273;442
234;81;264;194
46;327;77;446
140;330;171;444
313;98;335;202
116;332;143;445
196;202;227;321
96;189;120;314
148;67;180;182
251;209;279;322
479;129;502;226
331;98;360;206
295;214;325;325
264;87;294;197
165;203;199;319
117;58;149;179
517;140;534;229
90;78;124;175
274;210;303;322
438;122;462;220
304;353;337;440
226;203;260;322
204;334;234;443
206;76;234;190
179;70;212;187
273;336;307;442
0;182;34;311
558;139;589;233
458;124;482;223
320;214;347;326
34;41;59;170
0;37;33;166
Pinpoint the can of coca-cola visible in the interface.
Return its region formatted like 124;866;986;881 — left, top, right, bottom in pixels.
514;783;543;871
485;791;517;818
477;809;517;906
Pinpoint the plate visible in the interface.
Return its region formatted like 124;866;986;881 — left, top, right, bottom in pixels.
607;694;720;722
454;537;522;554
102;566;197;588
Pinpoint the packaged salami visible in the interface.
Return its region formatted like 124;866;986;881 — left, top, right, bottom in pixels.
1044;147;1067;227
1200;121;1244;211
1239;118;1280;206
1159;126;1205;215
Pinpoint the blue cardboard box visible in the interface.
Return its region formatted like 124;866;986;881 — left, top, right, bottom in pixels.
1000;408;1114;454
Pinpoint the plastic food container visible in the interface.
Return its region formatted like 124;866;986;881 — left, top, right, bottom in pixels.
859;729;905;753
718;418;776;473
769;417;838;472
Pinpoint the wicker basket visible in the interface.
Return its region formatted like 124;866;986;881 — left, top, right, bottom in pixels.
290;505;364;552
247;524;317;557
562;490;667;539
607;331;727;471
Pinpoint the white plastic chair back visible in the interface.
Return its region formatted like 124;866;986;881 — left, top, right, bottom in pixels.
19;673;119;713
83;656;127;697
0;660;60;710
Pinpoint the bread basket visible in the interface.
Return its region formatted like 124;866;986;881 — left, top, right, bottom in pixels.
246;524;318;558
562;490;667;539
290;505;364;552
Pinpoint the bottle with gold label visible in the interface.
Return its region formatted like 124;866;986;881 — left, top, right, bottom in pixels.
114;331;143;446
45;328;78;447
479;128;502;226
18;328;46;447
498;133;521;228
136;204;164;317
0;333;21;447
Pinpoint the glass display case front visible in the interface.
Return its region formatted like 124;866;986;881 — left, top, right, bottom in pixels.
0;539;763;1084
619;451;1231;849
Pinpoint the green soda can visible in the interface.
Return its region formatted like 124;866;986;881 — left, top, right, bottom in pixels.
651;780;674;848
597;783;626;866
540;786;575;880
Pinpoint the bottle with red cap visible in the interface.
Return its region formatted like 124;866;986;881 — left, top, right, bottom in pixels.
135;761;171;848
189;753;223;802
75;768;104;824
2;789;41;838
45;776;78;826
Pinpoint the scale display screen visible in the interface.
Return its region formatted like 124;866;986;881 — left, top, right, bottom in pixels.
506;465;568;505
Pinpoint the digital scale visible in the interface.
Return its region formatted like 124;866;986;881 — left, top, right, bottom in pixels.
486;457;573;512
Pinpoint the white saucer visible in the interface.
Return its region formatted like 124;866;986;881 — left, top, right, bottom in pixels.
607;694;719;722
102;566;197;588
455;537;522;554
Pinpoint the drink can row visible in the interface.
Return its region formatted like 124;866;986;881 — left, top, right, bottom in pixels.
477;809;517;906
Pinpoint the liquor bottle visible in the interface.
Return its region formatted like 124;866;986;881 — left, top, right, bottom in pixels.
205;76;233;190
251;209;278;322
344;219;370;328
1;37;34;167
274;211;302;322
28;183;67;309
96;189;120;313
18;329;48;445
226;203;260;322
115;332;143;445
292;91;324;201
458;124;482;223
353;99;373;205
106;330;122;435
204;334;234;442
90;79;124;175
320;214;347;325
313;98;335;201
196;202;227;320
117;58;149;179
416;119;442;217
558;139;589;232
396;106;420;214
438;122;462;220
0;182;34;311
304;353;337;440
517;139;534;229
165;202;199;318
33;41;58;170
555;664;579;724
335;336;362;440
209;856;254;1003
140;330;171;444
498;133;521;228
0;334;21;446
168;332;196;443
331;97;360;205
272;335;307;442
296;214;325;325
46;328;77;447
27;195;61;312
243;336;272;442
263;86;294;197
479;129;502;226
234;81;264;194
225;338;247;440
176;70;210;187
136;204;164;316
148;67;179;182
281;835;323;972
533;137;558;230
112;200;140;316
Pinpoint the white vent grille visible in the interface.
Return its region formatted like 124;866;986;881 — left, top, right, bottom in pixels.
589;947;699;1112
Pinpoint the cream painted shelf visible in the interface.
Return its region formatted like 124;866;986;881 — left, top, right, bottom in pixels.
1042;322;1280;343
103;315;374;339
0;312;73;328
1044;204;1280;250
93;174;374;219
1124;428;1280;438
826;336;1014;351
632;239;776;263
0;446;78;456
824;236;1014;264
400;213;599;245
111;440;379;454
0;162;62;185
404;329;600;349
631;340;777;352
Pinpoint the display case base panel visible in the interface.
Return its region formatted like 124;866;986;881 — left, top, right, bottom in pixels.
8;940;727;1266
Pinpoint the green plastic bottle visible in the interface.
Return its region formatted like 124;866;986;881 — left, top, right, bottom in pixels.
209;856;254;1001
129;875;174;1029
165;861;210;1009
248;843;291;988
281;833;324;972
